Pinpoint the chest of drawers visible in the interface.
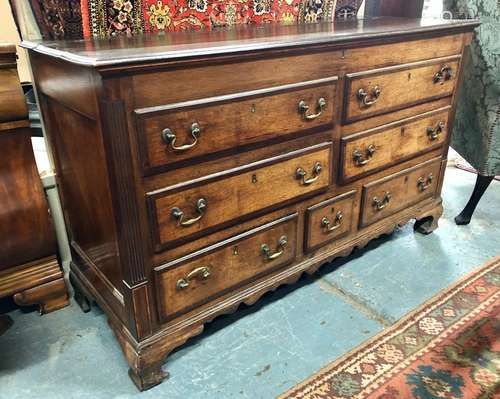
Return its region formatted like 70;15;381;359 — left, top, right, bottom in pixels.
24;17;479;390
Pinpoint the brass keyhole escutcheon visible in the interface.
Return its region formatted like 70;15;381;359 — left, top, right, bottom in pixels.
252;174;258;184
251;104;256;113
233;246;239;256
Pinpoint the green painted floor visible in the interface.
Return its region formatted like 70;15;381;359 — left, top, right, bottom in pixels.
1;166;499;399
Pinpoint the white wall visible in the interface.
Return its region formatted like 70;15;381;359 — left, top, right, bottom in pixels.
0;1;30;82
422;0;444;18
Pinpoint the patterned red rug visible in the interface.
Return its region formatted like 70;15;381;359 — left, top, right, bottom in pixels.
280;257;500;399
10;0;364;39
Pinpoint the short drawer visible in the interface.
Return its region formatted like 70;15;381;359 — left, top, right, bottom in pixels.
340;108;450;183
147;142;332;250
154;213;298;320
135;77;337;173
305;190;356;252
360;157;442;228
344;56;460;123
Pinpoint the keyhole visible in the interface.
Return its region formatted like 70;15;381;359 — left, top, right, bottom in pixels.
251;104;256;113
408;72;412;80
401;127;405;136
252;174;258;184
331;207;336;214
233;246;239;256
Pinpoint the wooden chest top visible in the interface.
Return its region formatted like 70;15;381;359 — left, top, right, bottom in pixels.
21;17;479;68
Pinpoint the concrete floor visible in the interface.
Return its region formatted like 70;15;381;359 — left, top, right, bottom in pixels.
1;166;499;399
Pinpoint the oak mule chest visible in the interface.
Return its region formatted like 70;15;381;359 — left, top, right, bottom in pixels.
24;17;479;390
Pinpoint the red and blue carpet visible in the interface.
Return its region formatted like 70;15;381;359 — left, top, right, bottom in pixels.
281;257;500;399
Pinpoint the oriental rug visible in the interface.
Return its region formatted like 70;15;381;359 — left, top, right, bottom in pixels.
280;257;500;399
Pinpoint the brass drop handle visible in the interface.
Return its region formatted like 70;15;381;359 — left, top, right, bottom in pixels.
353;144;376;166
161;122;201;151
433;65;453;84
372;192;392;211
298;97;327;120
176;266;211;290
171;198;207;227
427;122;446;141
261;235;288;261
357;86;381;107
296;162;322;186
417;174;434;192
321;211;343;233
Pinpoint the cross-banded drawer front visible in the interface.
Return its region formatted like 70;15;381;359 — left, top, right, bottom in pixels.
305;191;356;253
147;142;332;250
344;56;460;123
340;108;450;183
154;213;298;321
359;157;442;228
135;77;337;173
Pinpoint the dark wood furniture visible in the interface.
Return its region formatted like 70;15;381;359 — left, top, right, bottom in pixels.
23;17;479;390
455;174;495;225
0;44;69;315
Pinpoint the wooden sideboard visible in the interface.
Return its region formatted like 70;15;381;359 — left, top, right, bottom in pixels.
0;44;68;316
23;17;479;390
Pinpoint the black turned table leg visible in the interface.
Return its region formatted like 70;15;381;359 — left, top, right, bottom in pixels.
455;174;494;225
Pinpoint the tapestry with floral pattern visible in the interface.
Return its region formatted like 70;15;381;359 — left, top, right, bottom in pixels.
81;0;362;36
9;0;363;39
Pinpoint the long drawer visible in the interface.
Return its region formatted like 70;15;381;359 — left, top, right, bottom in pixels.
340;108;450;183
135;77;337;173
359;157;442;228
154;213;298;321
344;56;460;123
147;142;332;250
